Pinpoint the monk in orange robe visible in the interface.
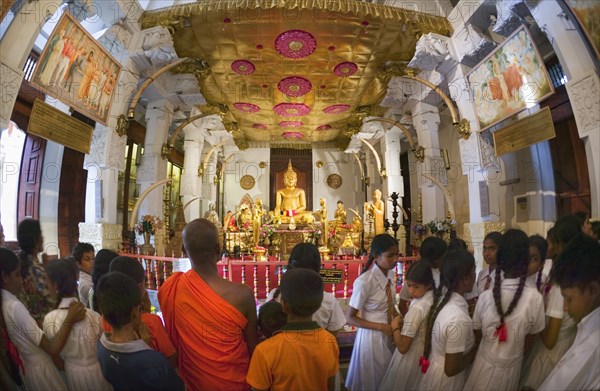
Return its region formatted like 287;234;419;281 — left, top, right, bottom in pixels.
159;218;258;391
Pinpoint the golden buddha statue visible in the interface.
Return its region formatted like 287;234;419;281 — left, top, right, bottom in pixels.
253;198;266;246
333;200;347;225
274;160;310;223
365;189;385;235
316;198;329;246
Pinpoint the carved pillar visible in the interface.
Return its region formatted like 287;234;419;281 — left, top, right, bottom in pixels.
78;222;123;252
412;102;445;223
137;99;173;220
463;221;506;272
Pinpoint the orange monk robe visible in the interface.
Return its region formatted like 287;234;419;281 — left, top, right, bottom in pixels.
159;270;250;391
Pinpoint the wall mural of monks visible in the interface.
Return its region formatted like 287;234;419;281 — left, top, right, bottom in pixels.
31;12;121;125
466;26;554;131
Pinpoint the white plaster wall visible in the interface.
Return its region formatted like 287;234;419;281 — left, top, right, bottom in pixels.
312;149;361;220
222;148;269;212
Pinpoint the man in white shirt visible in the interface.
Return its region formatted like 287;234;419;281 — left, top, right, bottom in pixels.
539;234;600;391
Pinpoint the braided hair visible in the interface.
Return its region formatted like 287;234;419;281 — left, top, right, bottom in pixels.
361;234;397;274
421;249;475;373
492;229;529;342
529;235;548;291
46;259;79;310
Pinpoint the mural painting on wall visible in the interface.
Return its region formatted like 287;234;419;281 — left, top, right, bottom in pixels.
31;12;122;125
466;26;554;131
565;0;600;60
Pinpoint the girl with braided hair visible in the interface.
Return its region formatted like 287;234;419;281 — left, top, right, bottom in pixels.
345;234;398;390
464;229;545;390
418;249;477;391
526;234;549;292
379;261;435;390
398;236;447;316
520;216;581;390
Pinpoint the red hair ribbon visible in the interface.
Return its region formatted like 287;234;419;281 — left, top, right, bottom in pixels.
494;321;507;342
419;356;430;374
3;328;24;374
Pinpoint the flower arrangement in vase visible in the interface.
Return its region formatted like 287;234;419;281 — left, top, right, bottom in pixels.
135;215;163;255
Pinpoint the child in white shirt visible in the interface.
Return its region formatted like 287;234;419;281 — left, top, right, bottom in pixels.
379;261;435;390
539;234;600;391
418;249;477;391
0;248;86;391
464;230;545;391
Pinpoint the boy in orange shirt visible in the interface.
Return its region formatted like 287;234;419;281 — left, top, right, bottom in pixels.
107;256;178;368
247;268;339;391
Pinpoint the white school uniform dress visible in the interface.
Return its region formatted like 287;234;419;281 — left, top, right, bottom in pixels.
464;278;545;391
539;306;600;391
266;289;346;331
345;263;395;391
419;292;474;391
43;297;113;391
379;290;434;391
520;284;577;389
1;289;67;391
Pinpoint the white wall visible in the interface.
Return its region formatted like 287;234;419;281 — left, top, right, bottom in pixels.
312;149;361;220
39;140;63;256
223;148;270;212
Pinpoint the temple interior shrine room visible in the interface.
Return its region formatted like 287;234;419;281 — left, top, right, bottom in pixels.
1;0;599;389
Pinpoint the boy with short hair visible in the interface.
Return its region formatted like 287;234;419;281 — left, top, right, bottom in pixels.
72;242;95;307
247;268;339;391
108;256;178;368
95;272;183;391
539;234;600;391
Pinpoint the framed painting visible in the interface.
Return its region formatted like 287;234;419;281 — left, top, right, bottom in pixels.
466;25;554;131
31;12;121;126
565;0;600;61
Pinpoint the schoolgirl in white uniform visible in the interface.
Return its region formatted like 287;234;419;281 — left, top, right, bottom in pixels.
464;229;545;391
43;259;113;391
379;261;434;390
418;249;477;391
345;234;398;391
0;248;85;391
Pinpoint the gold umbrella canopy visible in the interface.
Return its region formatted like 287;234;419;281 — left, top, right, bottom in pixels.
141;0;452;148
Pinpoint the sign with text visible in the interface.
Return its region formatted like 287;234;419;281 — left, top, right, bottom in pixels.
493;107;556;156
320;268;343;284
29;99;93;154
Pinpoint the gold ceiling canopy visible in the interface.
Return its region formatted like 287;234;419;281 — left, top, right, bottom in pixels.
141;0;452;149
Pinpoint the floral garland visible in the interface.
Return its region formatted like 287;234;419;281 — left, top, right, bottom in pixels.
135;215;163;235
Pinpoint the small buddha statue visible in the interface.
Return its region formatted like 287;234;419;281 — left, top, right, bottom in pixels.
334;200;347;225
253;198;266;246
316;198;329;246
365;189;385;235
203;203;221;229
274;160;310;222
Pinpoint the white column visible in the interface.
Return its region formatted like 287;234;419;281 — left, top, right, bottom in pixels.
383;126;404;224
0;2;50;127
137;99;173;218
181;129;204;223
412;102;445;222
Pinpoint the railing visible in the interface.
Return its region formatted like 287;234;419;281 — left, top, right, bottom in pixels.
118;252;419;300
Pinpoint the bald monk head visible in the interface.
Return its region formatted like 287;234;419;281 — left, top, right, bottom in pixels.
182;218;221;264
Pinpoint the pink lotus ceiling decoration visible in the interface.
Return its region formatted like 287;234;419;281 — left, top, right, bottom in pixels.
282;132;304;139
323;104;350;114
279;121;303;127
334;62;358;77
275;30;317;59
277;76;312;97
231;60;255;75
316;125;332;131
273;103;311;117
252;124;268;129
234;102;260;113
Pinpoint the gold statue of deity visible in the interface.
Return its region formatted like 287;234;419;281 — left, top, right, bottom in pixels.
253;198;265;246
274;160;311;223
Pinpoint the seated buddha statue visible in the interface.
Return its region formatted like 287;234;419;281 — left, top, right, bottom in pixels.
274;160;311;223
